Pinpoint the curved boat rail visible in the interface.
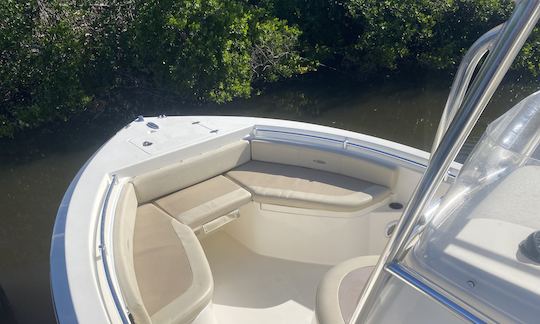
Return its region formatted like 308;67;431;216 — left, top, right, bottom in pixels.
98;175;131;324
252;125;465;179
431;24;503;155
253;126;433;170
353;0;540;323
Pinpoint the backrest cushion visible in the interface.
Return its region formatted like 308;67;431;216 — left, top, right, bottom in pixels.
134;204;194;317
132;140;251;204
113;183;152;324
251;140;396;188
135;210;213;323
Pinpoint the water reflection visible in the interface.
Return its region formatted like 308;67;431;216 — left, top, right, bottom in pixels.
0;72;537;323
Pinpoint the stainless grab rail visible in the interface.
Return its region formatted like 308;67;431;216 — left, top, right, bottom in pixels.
98;175;131;324
431;24;503;155
351;0;540;322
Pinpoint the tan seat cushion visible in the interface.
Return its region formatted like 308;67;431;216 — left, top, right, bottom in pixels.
133;140;251;204
113;183;151;323
133;204;213;323
154;175;251;229
226;161;391;211
316;255;379;324
251;140;397;189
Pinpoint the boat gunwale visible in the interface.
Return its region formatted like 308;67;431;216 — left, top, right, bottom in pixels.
50;117;459;323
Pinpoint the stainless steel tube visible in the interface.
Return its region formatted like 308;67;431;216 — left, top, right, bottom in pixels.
431;24;503;155
351;0;540;322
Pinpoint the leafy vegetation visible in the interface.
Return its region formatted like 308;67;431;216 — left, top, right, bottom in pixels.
266;0;519;73
0;0;538;137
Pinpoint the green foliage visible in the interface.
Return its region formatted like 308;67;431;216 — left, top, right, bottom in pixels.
0;0;539;137
343;0;450;72
416;0;513;69
0;1;106;136
131;0;253;102
266;0;533;75
251;18;311;82
0;0;307;136
129;0;309;102
514;27;540;77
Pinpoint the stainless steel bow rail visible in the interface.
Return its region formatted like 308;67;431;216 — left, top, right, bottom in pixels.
351;0;540;322
431;24;503;155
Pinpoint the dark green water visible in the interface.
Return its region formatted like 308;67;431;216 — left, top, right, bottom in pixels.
0;72;537;323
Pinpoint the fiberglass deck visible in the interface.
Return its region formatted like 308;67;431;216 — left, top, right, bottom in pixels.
201;231;331;324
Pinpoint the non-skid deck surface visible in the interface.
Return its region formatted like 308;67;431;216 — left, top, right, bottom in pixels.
201;231;331;324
